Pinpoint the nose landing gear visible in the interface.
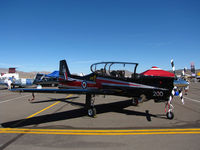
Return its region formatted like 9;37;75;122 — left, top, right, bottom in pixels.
166;111;174;120
165;94;175;120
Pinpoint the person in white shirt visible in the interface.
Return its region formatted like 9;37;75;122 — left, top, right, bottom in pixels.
7;79;12;89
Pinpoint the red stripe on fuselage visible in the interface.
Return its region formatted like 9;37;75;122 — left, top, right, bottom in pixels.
60;80;98;88
96;78;140;87
60;77;140;89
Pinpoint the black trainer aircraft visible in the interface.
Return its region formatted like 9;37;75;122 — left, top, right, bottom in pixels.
12;60;177;119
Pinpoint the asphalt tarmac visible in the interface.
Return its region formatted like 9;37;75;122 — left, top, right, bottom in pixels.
0;83;200;150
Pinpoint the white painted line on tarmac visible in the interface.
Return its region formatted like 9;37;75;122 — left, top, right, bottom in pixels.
0;94;31;104
184;96;200;103
0;92;14;96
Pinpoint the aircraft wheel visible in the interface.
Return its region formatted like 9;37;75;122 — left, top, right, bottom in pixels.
132;98;138;106
166;112;174;120
88;107;96;117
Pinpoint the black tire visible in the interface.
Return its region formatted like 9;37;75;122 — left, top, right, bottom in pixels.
166;112;174;120
88;108;96;117
132;98;138;106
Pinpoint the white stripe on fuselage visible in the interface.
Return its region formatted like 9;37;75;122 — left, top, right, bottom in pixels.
97;77;167;90
62;76;167;91
101;82;166;90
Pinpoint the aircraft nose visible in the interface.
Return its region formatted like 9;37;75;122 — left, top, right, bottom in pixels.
185;81;189;86
181;78;189;85
174;78;189;87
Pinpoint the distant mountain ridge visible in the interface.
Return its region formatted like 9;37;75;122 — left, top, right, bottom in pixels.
0;68;50;79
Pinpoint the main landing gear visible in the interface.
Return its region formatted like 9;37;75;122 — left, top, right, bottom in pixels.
85;94;96;117
166;111;174;120
132;97;139;106
28;93;35;102
132;95;147;106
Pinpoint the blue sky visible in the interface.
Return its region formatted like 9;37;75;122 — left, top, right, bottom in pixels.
0;0;199;74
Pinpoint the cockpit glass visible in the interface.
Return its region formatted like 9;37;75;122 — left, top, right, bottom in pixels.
90;62;138;78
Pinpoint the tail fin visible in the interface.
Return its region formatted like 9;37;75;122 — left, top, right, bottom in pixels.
59;60;71;80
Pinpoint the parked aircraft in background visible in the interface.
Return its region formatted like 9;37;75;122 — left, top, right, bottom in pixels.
33;71;59;87
197;72;200;81
182;62;200;82
0;68;33;88
190;62;200;82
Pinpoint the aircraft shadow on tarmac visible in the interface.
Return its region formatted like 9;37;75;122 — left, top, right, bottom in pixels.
30;96;80;104
1;98;167;128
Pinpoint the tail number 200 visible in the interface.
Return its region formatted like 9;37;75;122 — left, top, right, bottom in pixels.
153;91;164;97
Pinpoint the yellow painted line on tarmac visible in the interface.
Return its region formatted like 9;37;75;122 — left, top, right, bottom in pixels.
26;101;61;119
1;128;200;132
26;94;73;119
0;128;200;135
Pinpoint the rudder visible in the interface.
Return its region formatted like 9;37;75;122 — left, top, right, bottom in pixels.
59;60;71;80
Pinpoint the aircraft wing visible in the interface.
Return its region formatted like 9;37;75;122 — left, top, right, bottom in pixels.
11;88;116;95
11;85;169;99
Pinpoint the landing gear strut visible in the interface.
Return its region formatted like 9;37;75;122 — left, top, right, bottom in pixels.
28;93;35;102
85;94;96;117
165;99;174;120
132;95;146;106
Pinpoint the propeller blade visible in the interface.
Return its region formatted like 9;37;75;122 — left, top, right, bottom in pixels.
169;86;176;103
171;59;176;75
179;90;184;104
181;67;187;76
